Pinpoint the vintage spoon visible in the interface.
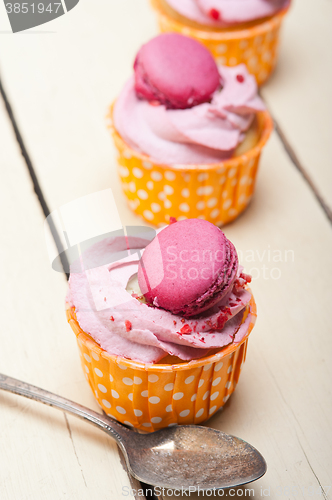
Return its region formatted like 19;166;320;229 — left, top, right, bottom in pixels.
0;373;266;490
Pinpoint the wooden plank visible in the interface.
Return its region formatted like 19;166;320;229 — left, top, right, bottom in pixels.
0;2;331;498
0;0;158;217
159;131;332;499
261;0;332;210
0;97;134;499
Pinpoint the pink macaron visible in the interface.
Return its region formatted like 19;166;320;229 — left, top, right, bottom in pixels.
137;219;238;317
134;33;221;109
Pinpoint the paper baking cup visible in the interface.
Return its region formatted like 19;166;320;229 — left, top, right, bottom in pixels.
107;108;272;227
66;293;256;432
151;0;290;86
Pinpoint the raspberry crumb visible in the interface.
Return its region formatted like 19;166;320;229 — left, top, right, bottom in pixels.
236;74;245;83
209;8;220;20
169;217;177;224
110;316;114;321
125;320;132;332
180;324;192;334
181;318;185;323
240;271;252;284
173;320;177;325
104;297;106;302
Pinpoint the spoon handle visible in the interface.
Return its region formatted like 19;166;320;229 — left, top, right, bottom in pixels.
0;373;130;447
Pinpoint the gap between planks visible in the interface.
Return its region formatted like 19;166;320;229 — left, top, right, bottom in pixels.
0;74;330;500
0;73;154;500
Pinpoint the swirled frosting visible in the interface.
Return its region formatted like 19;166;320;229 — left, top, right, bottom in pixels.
113;64;265;164
164;0;290;27
67;234;254;364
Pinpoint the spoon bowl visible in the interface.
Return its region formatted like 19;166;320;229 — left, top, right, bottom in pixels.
0;373;266;490
128;425;266;489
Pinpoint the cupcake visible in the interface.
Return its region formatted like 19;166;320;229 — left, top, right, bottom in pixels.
107;33;272;227
66;218;257;431
150;0;291;85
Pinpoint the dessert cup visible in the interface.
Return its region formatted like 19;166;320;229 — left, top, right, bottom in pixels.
107;106;273;227
66;291;256;432
151;0;291;86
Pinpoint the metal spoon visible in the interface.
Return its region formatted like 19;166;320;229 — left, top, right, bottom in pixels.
0;373;266;490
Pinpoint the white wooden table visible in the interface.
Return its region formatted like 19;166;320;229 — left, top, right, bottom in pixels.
0;1;331;499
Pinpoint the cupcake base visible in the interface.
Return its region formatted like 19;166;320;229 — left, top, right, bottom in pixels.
107;107;273;227
66;292;256;432
151;0;290;86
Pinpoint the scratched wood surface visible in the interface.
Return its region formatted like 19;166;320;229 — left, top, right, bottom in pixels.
0;0;331;499
0;89;137;499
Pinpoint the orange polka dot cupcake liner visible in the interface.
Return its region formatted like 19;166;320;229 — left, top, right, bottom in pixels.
66;292;256;432
151;0;290;86
107;107;273;227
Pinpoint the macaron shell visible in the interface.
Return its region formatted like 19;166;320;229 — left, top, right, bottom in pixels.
134;33;220;109
138;219;238;316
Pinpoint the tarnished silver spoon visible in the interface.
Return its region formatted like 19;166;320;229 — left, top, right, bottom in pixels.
0;373;266;490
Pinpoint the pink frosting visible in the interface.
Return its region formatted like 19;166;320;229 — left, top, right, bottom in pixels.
165;0;290;26
113;64;265;164
68;235;254;364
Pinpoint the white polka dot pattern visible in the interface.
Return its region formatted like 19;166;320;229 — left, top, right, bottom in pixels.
132;168;143;178
149;396;160;404
151;417;162;424
164;383;174;391
137;189;148;200
111;108;271;227
212;377;221;387
209;406;217;415
203;391;210;401
154;9;288;86
179;203;190;212
164;171;176;181
151;171;162;181
122;377;133;386
69;298;255;432
185;376;195;384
